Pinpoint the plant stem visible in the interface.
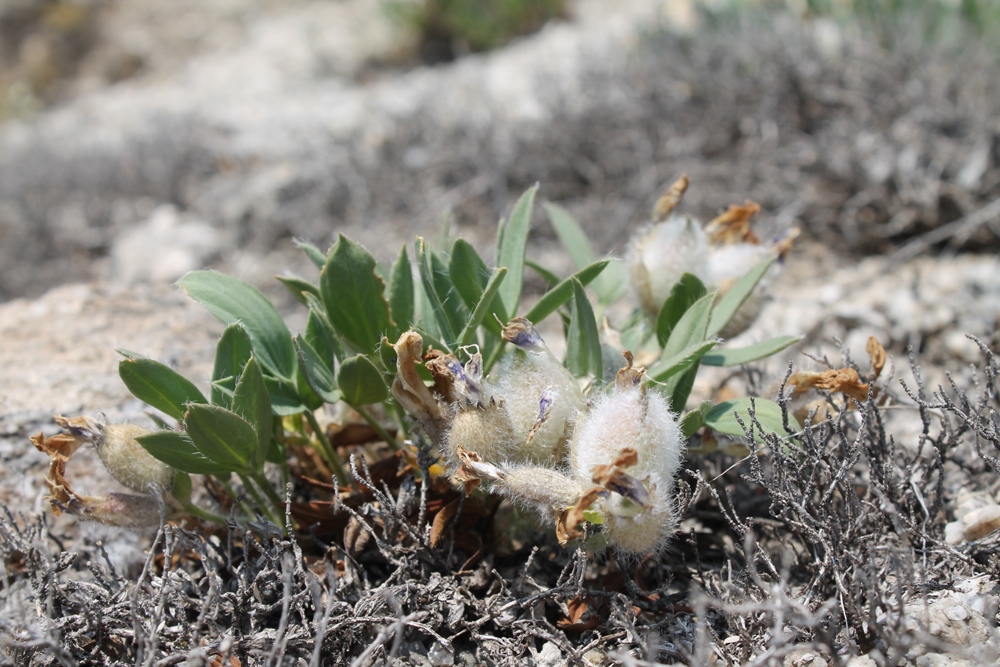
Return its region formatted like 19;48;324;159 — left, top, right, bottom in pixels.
181;501;227;525
251;470;285;509
351;403;401;451
218;477;257;520
484;339;507;374
238;473;283;528
279;452;289;494
304;410;349;487
390;401;410;439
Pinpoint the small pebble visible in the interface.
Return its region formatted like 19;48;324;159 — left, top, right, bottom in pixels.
427;642;454;667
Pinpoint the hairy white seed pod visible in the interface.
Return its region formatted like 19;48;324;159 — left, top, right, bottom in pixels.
493;353;583;463
498;465;585;517
496;319;586;463
97;423;175;494
65;491;167;528
569;369;685;556
56;416;174;494
446;399;518;467
627;214;710;316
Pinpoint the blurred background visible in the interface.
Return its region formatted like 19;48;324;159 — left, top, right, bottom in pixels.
0;0;997;304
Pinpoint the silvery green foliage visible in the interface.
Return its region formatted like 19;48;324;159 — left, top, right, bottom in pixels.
100;182;798;553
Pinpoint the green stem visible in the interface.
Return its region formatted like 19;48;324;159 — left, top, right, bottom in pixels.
352;403;401;451
238;473;283;528
483;338;507;374
273;419;290;490
279;454;289;495
390;402;410;439
218;478;257;520
305;410;349;487
181;501;227;525
251;470;285;509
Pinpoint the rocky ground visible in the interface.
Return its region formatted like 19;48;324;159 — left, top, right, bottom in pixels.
1;1;1000;665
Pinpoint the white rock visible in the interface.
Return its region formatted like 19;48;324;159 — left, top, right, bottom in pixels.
428;641;455;667
532;641;563;667
961;505;1000;542
784;648;829;667
110;205;226;284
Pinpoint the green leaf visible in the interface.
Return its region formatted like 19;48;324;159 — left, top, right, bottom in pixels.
337;354;389;406
320;235;391;356
232;357;272;471
184;404;257;472
525;260;561;288
210;378;236;406
179;271;296;382
702;335;802;367
119;357;207;421
458;267;507;346
449;238;508;328
707;255;777;338
374;260;390;284
212;324;253;408
451;241;506;339
296;364;325;412
680;401;713;438
524;260;609;325
136;430;236;476
648;340;717;383
266;438;287;465
147;413;172;430
171;471;192;503
413;269;441;341
545;203;595;274
664;364;699;413
304;294;346;363
415;238;456;347
376;336;399;380
661;291;717;361
564;278;602;378
495;185;538;316
431;250;469;342
388;245;414;337
275;275;320;306
263;377;308;416
305;310;336;366
545;202;627;305
449;239;490;309
294;334;341;403
295;239;327;270
705;397;801;442
656;273;708;347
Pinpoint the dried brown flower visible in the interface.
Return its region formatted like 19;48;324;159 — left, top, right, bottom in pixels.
391;331;444;421
652;174;690;222
31;422;176;528
705;201;762;245
556;487;605;546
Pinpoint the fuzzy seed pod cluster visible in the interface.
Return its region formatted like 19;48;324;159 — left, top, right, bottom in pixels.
627;175;797;338
393;322;686;557
443;318;585;468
